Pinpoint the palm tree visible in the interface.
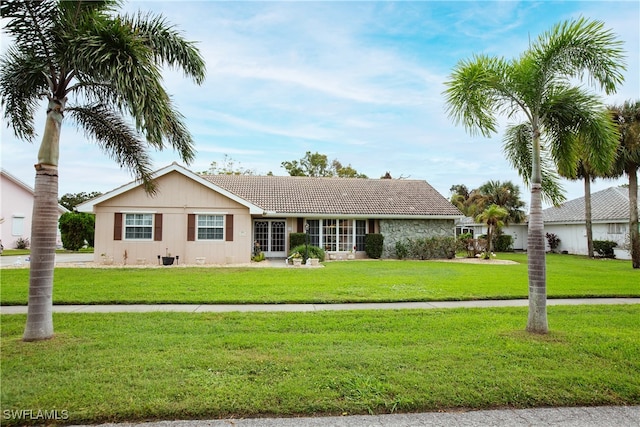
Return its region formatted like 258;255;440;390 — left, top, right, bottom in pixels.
475;204;508;259
0;0;205;341
476;180;526;225
609;101;640;268
444;18;625;333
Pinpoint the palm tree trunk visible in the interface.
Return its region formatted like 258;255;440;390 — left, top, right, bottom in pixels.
23;164;58;341
584;176;594;258
628;166;639;269
23;99;63;341
526;129;548;334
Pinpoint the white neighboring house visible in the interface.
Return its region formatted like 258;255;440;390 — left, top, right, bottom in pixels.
542;186;639;259
0;169;68;250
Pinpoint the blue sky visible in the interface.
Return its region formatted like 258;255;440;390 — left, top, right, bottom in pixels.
1;0;638;209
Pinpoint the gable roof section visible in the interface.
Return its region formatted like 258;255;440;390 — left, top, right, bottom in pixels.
76;163;264;214
543;186;639;223
204;174;462;218
1;169;68;214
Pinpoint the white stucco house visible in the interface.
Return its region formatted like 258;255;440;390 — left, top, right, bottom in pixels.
1;169;68;250
541;186;638;258
456;186;639;258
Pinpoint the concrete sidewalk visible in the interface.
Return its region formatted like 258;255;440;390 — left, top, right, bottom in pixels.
71;405;640;427
1;297;639;314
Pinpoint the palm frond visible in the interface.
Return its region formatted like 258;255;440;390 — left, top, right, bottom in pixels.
66;104;157;194
123;12;206;84
533;17;626;95
503;123;566;206
0;47;49;141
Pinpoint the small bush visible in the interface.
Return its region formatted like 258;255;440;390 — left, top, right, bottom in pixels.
545;233;561;253
395;240;409;260
289;245;325;263
593;240;617;258
494;235;514;252
289;233;307;249
365;234;384;259
14;237;30;249
394;236;459;260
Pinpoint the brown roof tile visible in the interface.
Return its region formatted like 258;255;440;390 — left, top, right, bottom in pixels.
204;175;461;217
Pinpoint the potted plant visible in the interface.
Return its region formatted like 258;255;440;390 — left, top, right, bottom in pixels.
347;245;356;259
162;248;175;266
292;252;303;266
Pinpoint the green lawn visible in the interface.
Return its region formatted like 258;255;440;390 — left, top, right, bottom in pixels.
1;253;638;305
1;305;639;426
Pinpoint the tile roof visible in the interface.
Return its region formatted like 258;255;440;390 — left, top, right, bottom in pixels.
543;186;640;223
204;175;462;217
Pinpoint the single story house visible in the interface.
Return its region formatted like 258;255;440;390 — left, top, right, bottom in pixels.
541;186;639;257
455;186;639;257
77;163;462;265
1;169;68;250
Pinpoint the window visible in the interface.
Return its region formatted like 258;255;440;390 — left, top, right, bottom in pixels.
197;215;224;240
607;223;624;234
124;213;153;239
305;219;367;251
12;216;24;236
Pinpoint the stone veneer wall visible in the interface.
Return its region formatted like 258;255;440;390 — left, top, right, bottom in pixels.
379;219;456;258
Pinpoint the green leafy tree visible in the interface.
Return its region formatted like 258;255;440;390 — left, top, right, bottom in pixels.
282;151;367;178
59;191;102;211
444;18;625;333
59;212;95;250
200;154;256;175
0;0;205;341
475;204;508;259
609;101;640;268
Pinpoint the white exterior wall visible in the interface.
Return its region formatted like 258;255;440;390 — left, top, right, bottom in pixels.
92;171;253;265
544;222;628;255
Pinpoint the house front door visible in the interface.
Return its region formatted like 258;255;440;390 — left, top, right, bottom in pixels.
253;220;286;258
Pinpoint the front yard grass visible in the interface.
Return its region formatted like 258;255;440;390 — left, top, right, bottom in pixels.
1;305;639;426
1;253;638;305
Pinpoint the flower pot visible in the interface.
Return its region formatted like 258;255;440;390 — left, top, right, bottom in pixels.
293;258;302;266
162;256;175;266
309;258;319;266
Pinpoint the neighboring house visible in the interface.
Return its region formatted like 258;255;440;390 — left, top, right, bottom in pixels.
541;186;639;257
77;163;462;265
455;216;527;251
1;169;68;250
458;186;639;256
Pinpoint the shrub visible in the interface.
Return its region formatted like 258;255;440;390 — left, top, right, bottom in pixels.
59;212;95;251
289;233;307;249
289;245;325;263
365;234;384;259
395;240;409;260
395;236;458;260
494;234;514;252
14;237;30;249
593;240;617;258
545;233;561;253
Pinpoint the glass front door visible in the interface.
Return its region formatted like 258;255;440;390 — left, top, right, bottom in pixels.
253;220;286;257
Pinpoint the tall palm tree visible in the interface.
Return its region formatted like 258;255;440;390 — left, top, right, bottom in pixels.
0;0;205;341
476;180;526;225
609;101;640;268
475;204;508;259
444;18;625;333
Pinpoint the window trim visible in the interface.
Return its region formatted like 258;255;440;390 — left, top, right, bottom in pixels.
196;214;225;241
123;212;155;241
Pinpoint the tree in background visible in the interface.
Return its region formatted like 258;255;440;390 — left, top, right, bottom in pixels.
450;181;525;224
0;0;205;341
444;18;625;333
475;204;508;259
200;154;257;175
59;191;102;212
58;212;95;251
282;151;368;178
609;101;640;268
